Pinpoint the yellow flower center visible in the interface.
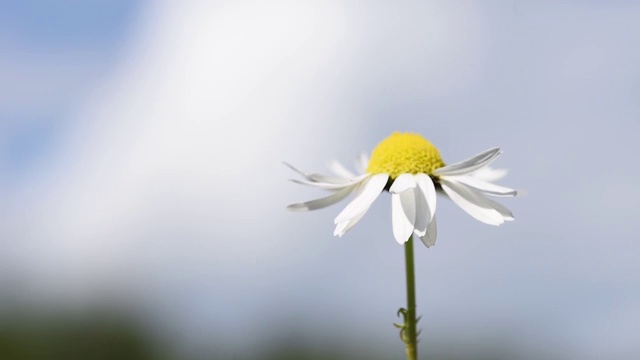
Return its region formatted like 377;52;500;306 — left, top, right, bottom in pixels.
366;132;445;179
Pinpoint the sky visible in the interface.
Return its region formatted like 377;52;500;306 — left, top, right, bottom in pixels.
1;1;640;359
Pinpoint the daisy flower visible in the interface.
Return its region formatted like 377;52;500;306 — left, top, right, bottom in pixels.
286;132;517;247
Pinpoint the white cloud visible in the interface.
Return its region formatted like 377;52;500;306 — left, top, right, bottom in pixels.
4;0;484;293
1;0;489;349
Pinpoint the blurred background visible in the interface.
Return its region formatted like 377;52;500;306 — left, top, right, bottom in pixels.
1;0;639;359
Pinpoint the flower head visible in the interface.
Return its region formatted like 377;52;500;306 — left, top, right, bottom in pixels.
287;132;517;247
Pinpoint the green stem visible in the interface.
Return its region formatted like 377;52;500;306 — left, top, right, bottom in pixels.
404;236;418;360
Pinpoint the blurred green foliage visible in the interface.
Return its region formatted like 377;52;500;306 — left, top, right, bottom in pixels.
0;310;530;360
0;312;163;360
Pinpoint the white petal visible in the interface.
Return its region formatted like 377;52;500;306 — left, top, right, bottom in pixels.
284;162;351;184
419;215;437;248
450;175;517;197
329;160;356;178
333;185;368;236
485;198;515;221
355;152;369;174
287;186;356;212
471;166;508;182
392;189;417;244
415;174;437;223
334;174;388;223
334;211;366;237
290;174;368;190
390;173;417;193
412;187;428;237
434;148;501;176
439;178;505;226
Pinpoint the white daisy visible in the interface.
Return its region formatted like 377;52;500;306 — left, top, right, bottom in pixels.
286;132;518;248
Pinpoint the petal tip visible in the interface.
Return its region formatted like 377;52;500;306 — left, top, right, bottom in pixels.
419;236;436;248
286;203;308;212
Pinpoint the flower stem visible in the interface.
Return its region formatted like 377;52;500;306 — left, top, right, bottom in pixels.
404;236;418;360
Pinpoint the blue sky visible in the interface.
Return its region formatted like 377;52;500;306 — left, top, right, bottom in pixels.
0;0;140;180
1;1;640;359
0;1;138;48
